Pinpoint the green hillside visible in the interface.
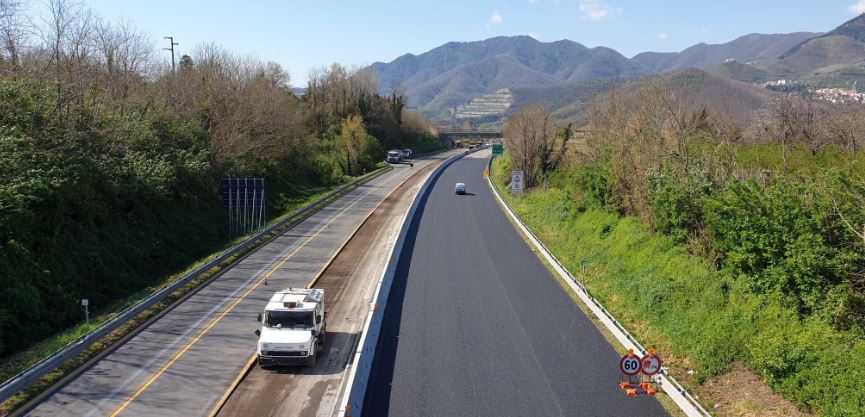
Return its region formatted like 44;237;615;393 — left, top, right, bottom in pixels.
709;60;771;83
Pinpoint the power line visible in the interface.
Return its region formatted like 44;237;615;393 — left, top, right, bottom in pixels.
163;36;179;73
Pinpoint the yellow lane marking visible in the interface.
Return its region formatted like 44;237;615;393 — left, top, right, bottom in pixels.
205;353;258;417
304;161;437;290
108;173;398;417
203;156;447;417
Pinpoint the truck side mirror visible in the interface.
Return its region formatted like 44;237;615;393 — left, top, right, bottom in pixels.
316;315;322;323
255;329;261;336
257;313;262;322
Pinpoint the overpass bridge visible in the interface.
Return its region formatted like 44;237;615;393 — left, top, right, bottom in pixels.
438;130;502;147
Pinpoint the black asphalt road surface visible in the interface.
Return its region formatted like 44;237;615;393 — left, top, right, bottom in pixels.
364;152;670;417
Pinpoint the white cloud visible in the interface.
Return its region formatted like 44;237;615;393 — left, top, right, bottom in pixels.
850;0;865;14
489;11;503;25
657;33;671;41
579;0;621;22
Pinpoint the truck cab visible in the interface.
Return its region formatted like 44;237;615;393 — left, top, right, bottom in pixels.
387;150;403;164
255;288;326;367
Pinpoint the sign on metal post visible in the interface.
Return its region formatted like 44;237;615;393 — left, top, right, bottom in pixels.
619;352;642;376
81;299;90;336
619;349;642;397
492;144;503;156
641;350;663;376
639;349;662;396
511;170;524;194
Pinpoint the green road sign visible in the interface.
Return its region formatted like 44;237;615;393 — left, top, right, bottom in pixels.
492;144;503;156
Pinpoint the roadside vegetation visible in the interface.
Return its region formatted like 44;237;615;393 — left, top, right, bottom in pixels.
495;81;865;416
0;0;441;361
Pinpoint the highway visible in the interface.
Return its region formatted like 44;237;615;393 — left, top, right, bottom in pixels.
20;154;450;417
363;149;671;416
215;154;444;417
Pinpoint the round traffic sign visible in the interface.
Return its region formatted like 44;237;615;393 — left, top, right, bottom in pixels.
619;353;641;376
641;352;663;376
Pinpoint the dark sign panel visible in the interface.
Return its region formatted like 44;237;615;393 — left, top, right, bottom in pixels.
221;177;267;238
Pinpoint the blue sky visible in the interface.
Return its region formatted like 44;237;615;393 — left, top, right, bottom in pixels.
81;0;865;86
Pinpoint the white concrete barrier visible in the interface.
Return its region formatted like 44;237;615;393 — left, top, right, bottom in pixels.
337;150;472;417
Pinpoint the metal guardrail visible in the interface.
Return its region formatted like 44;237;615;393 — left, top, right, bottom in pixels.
485;157;712;417
336;150;473;417
0;165;392;406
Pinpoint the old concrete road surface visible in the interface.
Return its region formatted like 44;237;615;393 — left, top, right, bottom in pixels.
363;149;671;417
21;153;451;417
215;151;446;417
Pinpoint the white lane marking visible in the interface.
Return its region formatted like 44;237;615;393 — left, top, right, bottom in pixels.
74;171;406;417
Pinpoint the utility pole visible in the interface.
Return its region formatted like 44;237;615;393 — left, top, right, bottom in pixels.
164;36;179;73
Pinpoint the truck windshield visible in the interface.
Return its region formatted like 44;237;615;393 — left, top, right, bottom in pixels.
265;310;314;328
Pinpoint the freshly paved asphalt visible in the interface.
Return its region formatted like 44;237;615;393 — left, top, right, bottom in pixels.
364;150;671;417
22;156;446;417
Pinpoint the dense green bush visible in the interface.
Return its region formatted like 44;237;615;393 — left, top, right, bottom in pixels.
0;83;226;356
576;162;613;210
704;177;863;316
646;167;711;243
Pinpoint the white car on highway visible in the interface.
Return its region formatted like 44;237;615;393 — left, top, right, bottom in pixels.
455;182;466;195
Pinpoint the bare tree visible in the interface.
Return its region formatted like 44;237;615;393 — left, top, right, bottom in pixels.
38;0;98;118
95;19;151;112
0;0;25;72
823;104;865;154
503;104;566;188
749;95;826;172
305;63;382;137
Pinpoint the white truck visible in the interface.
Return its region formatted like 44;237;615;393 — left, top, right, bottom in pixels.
255;288;326;367
386;150;403;164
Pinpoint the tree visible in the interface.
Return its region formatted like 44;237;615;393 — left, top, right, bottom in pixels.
0;0;25;72
389;87;406;126
503;105;564;188
178;54;193;71
823;104;865;154
94;19;151;112
339;115;366;176
749;95;826;172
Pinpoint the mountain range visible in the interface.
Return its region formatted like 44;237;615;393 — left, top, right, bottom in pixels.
371;13;865;120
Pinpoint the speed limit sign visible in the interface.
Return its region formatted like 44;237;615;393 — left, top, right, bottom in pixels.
641;350;662;376
619;352;642;376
